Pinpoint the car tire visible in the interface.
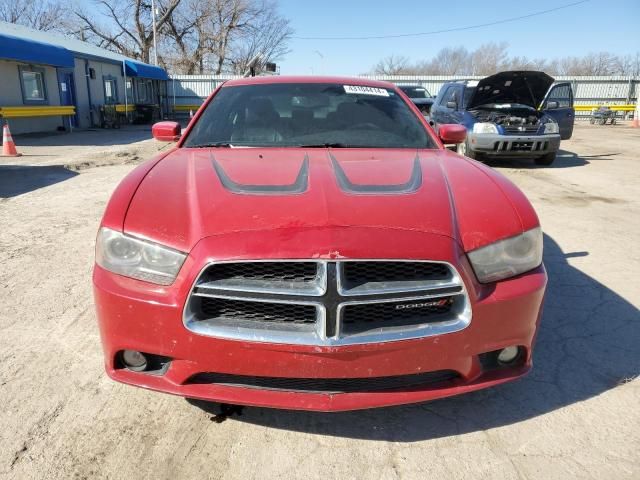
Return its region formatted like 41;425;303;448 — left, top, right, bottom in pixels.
535;152;556;166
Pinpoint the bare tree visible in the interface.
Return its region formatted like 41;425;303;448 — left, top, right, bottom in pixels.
0;0;68;31
470;42;509;75
74;0;181;63
428;47;470;75
160;0;292;74
581;51;619;75
373;55;412;75
373;43;640;76
615;53;640;76
227;10;293;74
161;0;211;73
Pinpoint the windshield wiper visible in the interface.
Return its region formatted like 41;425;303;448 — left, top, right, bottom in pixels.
189;142;236;148
298;142;350;148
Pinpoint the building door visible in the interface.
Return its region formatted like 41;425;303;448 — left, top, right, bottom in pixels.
58;71;78;128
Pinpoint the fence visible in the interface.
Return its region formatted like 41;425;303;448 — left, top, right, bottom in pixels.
168;74;639;119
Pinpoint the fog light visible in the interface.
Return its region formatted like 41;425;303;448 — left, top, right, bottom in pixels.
497;346;520;365
121;350;148;372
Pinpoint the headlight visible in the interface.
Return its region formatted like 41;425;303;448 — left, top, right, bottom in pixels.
472;122;498;134
96;227;186;285
467;227;543;283
544;121;559;134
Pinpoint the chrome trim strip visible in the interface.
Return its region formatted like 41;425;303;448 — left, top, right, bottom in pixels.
184;293;327;344
335;292;470;345
196;260;327;297
336;259;461;296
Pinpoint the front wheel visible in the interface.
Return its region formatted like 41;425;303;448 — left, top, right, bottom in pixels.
535;152;556;166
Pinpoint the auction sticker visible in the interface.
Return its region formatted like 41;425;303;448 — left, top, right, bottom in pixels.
344;85;390;96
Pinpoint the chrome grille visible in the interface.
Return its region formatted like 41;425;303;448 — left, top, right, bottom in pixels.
184;260;471;346
199;297;317;324
341;261;450;284
503;125;540;135
341;296;457;335
203;262;318;283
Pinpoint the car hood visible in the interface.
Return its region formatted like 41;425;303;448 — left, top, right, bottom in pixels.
466;71;554;109
123;148;534;253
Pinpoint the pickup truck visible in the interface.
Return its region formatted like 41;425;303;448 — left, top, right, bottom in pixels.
94;76;546;411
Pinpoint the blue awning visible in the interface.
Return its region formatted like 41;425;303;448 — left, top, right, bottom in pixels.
0;33;74;68
124;60;168;81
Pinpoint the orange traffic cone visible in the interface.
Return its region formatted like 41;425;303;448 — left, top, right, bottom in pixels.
2;123;22;157
632;105;640;128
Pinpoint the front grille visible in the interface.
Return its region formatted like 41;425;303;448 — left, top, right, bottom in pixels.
185;370;459;393
199;297;317;324
503;125;540;134
342;261;450;286
341;297;455;334
184;260;470;345
493;140;549;153
204;262;318;283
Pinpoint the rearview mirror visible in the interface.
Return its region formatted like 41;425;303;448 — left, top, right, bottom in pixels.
438;124;466;144
546;101;559;110
446;101;457;110
152;121;181;142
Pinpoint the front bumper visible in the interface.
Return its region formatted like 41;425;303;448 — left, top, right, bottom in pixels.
94;229;547;412
468;132;561;157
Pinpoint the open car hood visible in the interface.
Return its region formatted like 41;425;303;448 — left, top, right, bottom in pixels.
466;71;555;109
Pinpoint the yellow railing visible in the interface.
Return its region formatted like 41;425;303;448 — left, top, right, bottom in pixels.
574;104;636;112
0;105;76;118
173;104;202;112
114;104;135;113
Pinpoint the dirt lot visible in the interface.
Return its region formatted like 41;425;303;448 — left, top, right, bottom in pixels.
1;123;638;479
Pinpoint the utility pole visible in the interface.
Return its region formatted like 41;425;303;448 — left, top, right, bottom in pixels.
151;0;158;65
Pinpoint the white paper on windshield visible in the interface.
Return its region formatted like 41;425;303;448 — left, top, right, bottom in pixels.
344;85;389;96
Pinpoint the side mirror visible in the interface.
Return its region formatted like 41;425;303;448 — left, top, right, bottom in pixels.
546;101;559;110
446;101;457;110
439;124;467;144
152;121;181;142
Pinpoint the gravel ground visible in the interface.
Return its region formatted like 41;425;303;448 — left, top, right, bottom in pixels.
0;123;638;479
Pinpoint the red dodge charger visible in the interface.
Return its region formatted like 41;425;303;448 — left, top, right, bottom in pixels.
93;76;546;411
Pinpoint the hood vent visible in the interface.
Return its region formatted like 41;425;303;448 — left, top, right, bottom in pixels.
212;155;309;195
330;153;422;195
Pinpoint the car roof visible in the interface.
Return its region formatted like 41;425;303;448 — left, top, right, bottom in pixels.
223;75;397;90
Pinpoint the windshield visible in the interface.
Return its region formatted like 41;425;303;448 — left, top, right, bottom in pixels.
184;83;434;149
399;86;431;98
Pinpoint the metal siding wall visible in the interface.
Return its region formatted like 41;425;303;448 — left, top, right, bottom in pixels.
168;75;239;105
168;74;639;118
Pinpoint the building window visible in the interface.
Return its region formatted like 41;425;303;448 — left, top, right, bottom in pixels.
19;66;47;103
104;77;117;104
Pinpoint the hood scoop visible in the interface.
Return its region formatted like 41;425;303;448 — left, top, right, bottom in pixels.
212;155;309;195
330;153;422;195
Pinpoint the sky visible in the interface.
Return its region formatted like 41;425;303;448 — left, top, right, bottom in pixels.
277;0;640;75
